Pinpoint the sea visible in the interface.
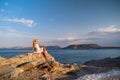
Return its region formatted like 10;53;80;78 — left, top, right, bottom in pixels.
0;49;120;64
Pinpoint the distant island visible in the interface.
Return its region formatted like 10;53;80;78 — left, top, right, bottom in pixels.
63;44;120;49
0;44;120;49
46;46;61;49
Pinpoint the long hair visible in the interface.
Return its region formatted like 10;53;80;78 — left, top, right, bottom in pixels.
33;38;38;47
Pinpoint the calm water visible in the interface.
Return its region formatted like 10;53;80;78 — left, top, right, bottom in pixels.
0;49;120;64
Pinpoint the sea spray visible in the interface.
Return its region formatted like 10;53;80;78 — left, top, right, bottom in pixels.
75;69;120;80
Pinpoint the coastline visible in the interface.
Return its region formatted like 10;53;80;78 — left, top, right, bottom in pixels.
0;52;120;80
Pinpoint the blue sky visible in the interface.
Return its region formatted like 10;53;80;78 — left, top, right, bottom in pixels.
0;0;120;48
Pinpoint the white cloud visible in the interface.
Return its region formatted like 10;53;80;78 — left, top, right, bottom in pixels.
42;25;120;46
96;25;120;32
4;18;36;27
85;25;120;46
57;36;75;41
88;25;120;36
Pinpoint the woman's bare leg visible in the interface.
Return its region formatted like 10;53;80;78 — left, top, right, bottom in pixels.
42;46;48;61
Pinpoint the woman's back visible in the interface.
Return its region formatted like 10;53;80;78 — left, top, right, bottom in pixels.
35;44;43;53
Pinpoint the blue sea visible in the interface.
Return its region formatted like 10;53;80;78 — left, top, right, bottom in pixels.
0;49;120;64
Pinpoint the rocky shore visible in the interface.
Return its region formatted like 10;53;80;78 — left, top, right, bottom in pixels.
0;52;120;80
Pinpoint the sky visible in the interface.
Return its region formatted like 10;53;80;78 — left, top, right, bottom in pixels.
0;0;120;48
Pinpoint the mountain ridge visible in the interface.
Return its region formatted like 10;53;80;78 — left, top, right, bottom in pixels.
63;44;120;49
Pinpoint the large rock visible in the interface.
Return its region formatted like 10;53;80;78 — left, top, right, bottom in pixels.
84;57;120;67
0;52;77;80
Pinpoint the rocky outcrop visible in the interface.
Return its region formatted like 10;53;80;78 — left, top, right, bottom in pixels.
0;52;78;80
0;52;120;80
84;57;120;67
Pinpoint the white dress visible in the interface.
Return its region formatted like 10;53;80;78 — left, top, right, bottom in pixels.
34;44;43;53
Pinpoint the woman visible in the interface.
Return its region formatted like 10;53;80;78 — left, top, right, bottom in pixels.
32;38;48;61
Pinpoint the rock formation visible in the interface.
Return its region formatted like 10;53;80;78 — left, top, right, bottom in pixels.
0;52;120;80
0;52;78;80
84;57;120;67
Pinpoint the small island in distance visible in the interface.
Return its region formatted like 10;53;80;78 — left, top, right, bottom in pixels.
1;44;120;50
63;44;120;49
